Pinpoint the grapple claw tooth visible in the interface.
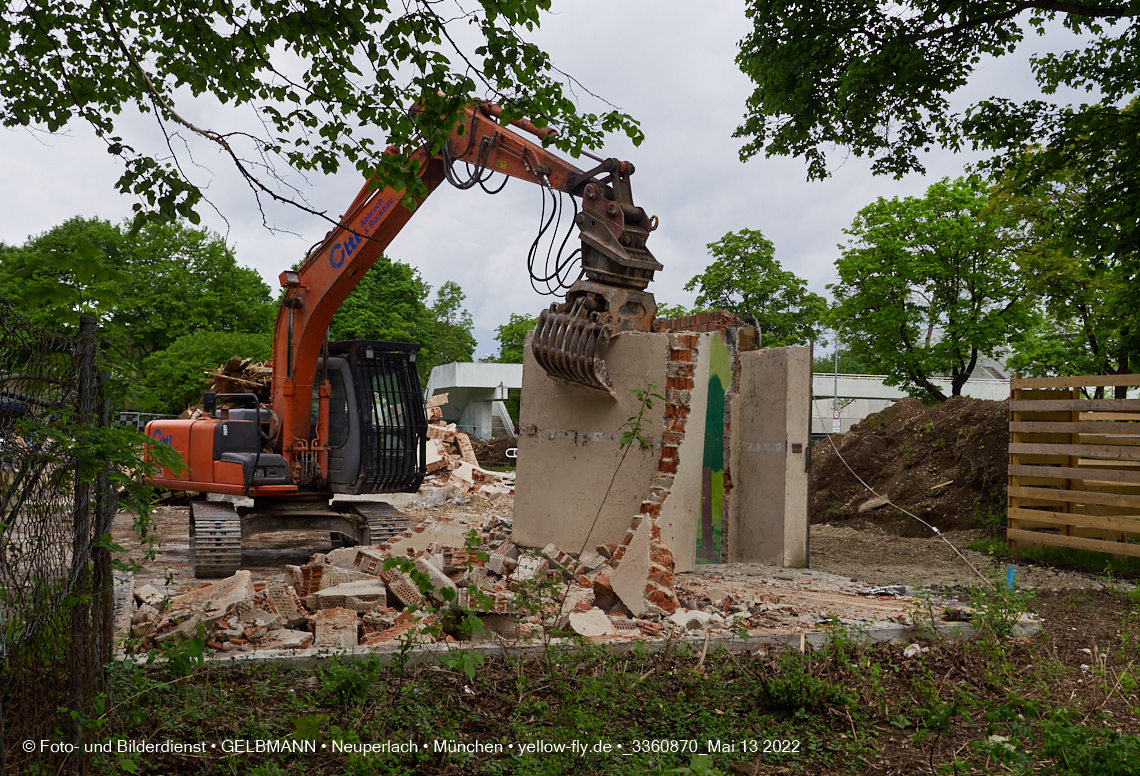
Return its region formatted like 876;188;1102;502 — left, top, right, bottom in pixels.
532;307;617;398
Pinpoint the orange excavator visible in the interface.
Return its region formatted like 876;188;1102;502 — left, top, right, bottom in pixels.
146;103;662;577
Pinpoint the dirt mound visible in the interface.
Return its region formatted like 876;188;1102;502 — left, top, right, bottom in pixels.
811;397;1008;535
473;436;517;467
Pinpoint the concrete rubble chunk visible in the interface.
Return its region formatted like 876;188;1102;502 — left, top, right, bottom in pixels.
609;519;652;617
157;570;255;640
324;546;363;569
513;555;548;584
354;547;387;575
134;584;164;607
707;587;731;608
541;543;582;579
668;608;715;630
414;556;457;602
313;580;388;611
132;603;158;626
859;496;889;513
313;607;359;649
568;607;617;637
479;484;510;502
577;550;607;573
317;566;377;590
258;629;313;650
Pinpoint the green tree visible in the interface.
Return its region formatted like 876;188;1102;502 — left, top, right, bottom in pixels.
329;255;433;343
0;217;273;352
143;331;273;414
654;303;692;321
484;313;538;364
829;177;1030;402
812;349;873;375
1;2;641;226
735;3;1140;367
430;281;477;367
996;168;1137;389
735;1;1139;182
327;259;476;380
684;228;826;347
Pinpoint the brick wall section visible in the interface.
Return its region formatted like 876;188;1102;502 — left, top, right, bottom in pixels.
608;332;701;614
656;310;737;333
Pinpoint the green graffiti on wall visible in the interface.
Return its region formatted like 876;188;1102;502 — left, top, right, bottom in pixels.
696;336;730;563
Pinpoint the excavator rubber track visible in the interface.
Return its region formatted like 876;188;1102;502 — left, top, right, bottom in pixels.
531;306;615;398
189;501;242;579
350;502;411;545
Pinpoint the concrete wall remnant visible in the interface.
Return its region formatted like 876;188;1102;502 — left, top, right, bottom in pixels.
512;317;811;575
726;347;811;567
513;331;670;552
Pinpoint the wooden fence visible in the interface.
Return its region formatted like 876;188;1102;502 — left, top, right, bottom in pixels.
1008;374;1140;560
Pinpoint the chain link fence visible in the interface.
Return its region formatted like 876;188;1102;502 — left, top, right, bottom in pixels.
0;303;116;775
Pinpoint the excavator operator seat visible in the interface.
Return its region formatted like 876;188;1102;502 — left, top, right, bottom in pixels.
210;412;290;485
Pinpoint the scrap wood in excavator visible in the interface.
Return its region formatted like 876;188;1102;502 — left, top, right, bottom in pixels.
145;102;662;577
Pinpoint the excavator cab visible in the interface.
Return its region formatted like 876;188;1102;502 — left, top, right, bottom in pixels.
313;340;427;495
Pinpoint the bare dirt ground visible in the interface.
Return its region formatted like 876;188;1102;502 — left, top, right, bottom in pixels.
810;523;1132;592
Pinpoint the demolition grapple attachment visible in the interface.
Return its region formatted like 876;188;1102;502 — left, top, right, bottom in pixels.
531;160;661;399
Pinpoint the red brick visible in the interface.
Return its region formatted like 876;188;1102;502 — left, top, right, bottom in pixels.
669;349;691;362
680;334;699;349
639;502;661;517
648;567;674;587
657;459;678;475
661;445;678;460
650;546;674;568
646;587;679;613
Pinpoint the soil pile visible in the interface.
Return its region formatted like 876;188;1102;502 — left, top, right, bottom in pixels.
811;397;1008;535
473;436;517;466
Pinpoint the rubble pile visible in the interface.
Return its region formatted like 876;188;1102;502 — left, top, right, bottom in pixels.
419;393;515;505
178;357;273;418
130;509;808;653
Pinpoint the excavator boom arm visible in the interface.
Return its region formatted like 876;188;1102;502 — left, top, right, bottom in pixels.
272;103;661;474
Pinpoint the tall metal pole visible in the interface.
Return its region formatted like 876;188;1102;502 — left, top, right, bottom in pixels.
833;331;839;414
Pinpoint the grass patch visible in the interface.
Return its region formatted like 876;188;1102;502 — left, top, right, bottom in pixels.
966;536;1009;556
1016;545;1140;577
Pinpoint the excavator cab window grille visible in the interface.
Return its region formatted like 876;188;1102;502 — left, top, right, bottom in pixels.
334;341;427;493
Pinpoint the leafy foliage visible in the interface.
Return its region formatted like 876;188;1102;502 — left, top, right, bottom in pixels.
0;0;642;225
996;165;1138;386
735;2;1140;376
812;348;873;375
484;313;537;364
328;258;476;381
735;0;1139;181
685;228;827;347
430;281;477;367
143;330;273;414
829;177;1030;402
0;217;274;354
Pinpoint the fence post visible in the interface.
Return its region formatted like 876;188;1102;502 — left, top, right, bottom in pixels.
69;315;98;765
92;361;119;678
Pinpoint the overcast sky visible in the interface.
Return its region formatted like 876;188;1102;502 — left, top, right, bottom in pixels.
0;2;1092;357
